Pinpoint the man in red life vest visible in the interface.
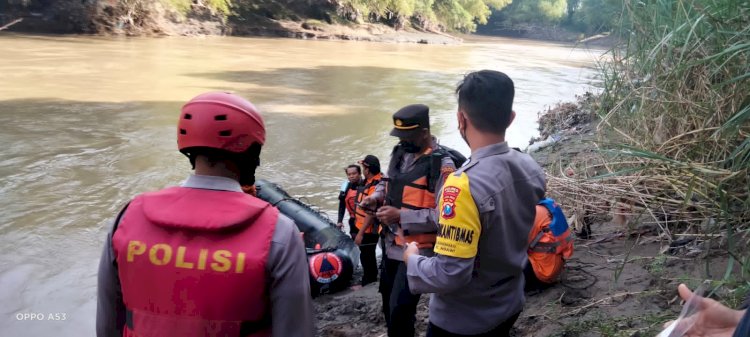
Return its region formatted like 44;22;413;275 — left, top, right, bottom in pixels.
96;92;314;337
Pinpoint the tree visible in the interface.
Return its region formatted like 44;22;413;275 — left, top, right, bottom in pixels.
577;0;622;34
333;0;510;32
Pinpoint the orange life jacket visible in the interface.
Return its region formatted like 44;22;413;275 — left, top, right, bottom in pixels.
527;204;573;283
344;184;358;218
387;146;451;249
354;173;383;234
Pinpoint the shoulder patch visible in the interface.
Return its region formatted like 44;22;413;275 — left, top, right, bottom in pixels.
434;172;481;259
441;186;460;219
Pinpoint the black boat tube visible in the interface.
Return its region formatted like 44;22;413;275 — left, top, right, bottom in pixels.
255;179;360;294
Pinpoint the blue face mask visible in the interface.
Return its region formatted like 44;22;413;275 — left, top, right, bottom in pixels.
399;140;422;153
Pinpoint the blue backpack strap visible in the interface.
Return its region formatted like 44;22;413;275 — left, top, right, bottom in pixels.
538;198;569;236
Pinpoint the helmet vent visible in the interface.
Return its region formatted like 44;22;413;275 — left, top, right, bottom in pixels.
219;130;232;137
184;113;192;120
180;129;187;135
214;115;227;121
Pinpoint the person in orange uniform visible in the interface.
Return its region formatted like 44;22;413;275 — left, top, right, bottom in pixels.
361;104;457;337
351;155;383;286
96;92;314;337
337;164;363;233
525;198;574;291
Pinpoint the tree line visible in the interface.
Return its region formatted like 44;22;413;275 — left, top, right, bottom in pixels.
0;0;624;35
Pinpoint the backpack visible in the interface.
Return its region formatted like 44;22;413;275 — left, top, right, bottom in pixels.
529;198;573;257
439;145;467;168
428;145;468;192
538;198;569;236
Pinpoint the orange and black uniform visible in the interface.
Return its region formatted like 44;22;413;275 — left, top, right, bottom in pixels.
338;180;361;234
352;173;382;286
372;140;455;337
372;103;457;337
524;200;573;291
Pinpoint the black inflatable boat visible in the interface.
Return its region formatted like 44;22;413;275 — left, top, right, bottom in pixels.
255;179;359;295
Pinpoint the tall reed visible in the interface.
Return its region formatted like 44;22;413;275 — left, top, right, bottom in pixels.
555;0;749;241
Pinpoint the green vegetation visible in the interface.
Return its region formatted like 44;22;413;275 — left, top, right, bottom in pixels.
332;0;512;32
1;0;627;35
565;0;750;294
116;0;519;33
165;0;232;16
598;0;750;233
645;255;668;275
552;312;672;337
480;0;624;36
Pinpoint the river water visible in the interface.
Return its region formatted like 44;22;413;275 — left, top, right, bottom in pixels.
0;33;601;336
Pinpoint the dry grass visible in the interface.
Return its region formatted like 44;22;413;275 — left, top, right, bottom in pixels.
544;1;749;246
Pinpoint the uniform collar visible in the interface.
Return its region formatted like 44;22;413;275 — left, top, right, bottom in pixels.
366;172;383;184
181;174;243;192
469;142;510;161
417;136;439;157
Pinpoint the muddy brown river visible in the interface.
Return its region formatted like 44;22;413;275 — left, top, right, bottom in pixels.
0;33;602;336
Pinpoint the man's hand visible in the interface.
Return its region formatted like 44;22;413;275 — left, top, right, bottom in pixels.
336;222;344;231
359;196;376;209
376;206;400;225
661;284;744;337
403;242;419;264
354;231;364;246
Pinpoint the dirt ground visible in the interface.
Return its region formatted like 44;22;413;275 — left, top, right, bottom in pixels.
313;100;741;337
313;221;737;337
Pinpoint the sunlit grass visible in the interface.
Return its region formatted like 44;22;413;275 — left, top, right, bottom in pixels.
594;0;749;230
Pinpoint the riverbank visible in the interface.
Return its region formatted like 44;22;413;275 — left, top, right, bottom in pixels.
312;95;746;336
522;95;747;336
0;7;616;46
230;19;462;44
0;13;460;44
475;25;618;49
0;3;461;44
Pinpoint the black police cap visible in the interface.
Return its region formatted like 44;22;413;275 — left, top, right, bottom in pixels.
389;104;430;138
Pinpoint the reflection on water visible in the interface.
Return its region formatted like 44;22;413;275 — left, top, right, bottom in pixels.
0;33;602;336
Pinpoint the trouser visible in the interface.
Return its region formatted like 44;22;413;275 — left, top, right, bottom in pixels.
523;260;551;292
347;217;356;236
379;255;421;337
426;312;520;337
350;228;379;286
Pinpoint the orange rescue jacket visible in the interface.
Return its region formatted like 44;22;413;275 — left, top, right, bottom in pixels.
527;203;573;284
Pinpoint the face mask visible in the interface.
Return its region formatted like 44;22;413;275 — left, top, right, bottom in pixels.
400;140;422;153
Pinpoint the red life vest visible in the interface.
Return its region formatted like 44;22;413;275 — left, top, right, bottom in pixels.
112;186;278;337
354;173;383;234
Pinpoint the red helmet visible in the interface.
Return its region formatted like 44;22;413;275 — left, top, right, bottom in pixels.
177;92;266;153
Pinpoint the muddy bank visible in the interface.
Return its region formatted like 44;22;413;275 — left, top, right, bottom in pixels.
0;3;459;44
476;25;618;49
315;284;431;337
0;14;459;44
312;96;744;336
230;19;461;44
526;92;600;169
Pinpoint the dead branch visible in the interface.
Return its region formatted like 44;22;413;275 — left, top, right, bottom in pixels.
0;18;23;31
